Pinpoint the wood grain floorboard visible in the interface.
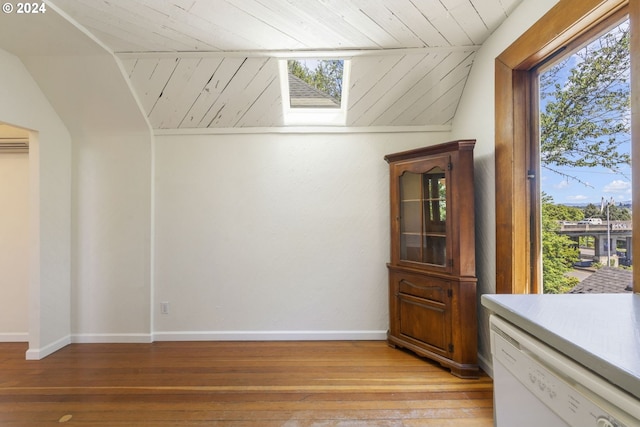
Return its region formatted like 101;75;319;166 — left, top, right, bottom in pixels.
0;341;493;426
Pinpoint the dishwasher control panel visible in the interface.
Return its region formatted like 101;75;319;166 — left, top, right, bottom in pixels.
490;316;635;427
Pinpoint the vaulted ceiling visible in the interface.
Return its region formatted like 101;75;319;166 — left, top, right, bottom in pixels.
34;0;524;129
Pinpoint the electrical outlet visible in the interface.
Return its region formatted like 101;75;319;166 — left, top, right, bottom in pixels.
160;301;169;314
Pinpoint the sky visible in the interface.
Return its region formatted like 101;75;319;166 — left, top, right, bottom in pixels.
539;20;631;207
541;164;632;206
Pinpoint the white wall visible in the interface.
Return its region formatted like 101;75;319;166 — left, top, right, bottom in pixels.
0;47;72;357
450;0;560;370
21;53;153;343
153;131;450;339
0;6;154;345
0;153;29;340
70;126;152;340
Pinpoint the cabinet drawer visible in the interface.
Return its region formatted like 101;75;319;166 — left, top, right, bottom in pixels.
392;271;450;303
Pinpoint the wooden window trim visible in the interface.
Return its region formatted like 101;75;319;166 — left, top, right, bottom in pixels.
495;0;637;294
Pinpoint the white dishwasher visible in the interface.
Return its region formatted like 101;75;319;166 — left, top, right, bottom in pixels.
490;314;640;427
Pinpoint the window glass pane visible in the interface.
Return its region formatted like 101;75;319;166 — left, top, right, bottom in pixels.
538;19;632;294
287;59;343;109
399;168;447;266
423;236;446;266
424;168;446;232
400;172;422;262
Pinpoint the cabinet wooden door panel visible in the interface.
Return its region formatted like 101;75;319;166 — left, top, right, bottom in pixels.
398;294;451;357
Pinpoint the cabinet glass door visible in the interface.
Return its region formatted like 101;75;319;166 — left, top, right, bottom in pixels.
399;166;447;266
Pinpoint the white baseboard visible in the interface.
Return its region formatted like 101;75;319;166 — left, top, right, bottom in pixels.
478;352;493;378
0;332;28;342
153;330;388;342
18;331;386;358
72;333;153;344
25;335;71;360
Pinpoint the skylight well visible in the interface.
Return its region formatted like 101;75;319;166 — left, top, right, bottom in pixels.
279;58;350;126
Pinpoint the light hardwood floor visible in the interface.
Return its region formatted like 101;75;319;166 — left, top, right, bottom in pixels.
0;341;493;426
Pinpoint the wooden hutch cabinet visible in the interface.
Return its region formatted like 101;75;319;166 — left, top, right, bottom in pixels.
384;140;478;378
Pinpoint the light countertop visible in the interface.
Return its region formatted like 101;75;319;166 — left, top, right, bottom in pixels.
481;293;640;400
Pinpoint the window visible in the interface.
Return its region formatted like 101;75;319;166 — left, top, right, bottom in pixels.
494;0;638;294
0;123;29;153
279;58;350;125
535;19;631;294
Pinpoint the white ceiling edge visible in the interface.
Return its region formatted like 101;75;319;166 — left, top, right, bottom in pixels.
116;45;481;60
153;124;452;136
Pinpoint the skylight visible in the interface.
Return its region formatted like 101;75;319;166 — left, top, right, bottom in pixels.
279;58;350;125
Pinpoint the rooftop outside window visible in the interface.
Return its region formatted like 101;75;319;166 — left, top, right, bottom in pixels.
279;58;349;125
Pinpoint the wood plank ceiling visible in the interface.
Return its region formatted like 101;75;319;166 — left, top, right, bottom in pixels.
51;0;524;129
